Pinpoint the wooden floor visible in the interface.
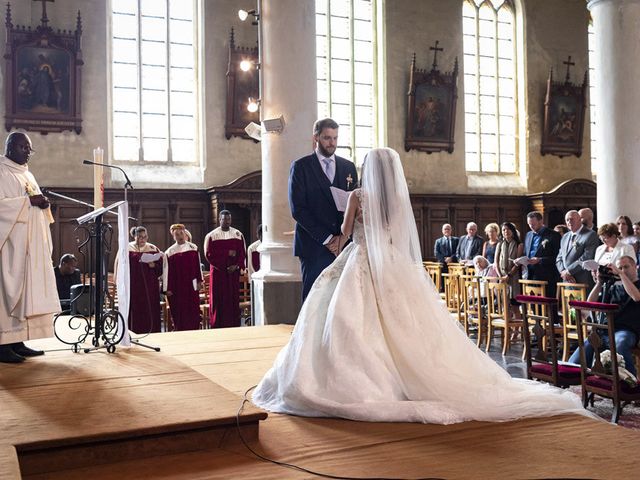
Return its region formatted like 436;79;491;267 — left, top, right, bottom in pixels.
2;325;639;479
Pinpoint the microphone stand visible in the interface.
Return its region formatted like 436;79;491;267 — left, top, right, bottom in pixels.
82;160;160;353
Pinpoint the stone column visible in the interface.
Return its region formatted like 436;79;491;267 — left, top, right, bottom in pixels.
252;0;316;325
588;0;640;224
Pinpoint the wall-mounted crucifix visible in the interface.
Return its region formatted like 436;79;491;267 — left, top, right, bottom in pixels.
430;40;443;70
563;55;575;83
33;0;55;27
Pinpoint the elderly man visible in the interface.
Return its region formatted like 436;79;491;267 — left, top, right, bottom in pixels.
434;223;459;265
163;224;203;331
556;210;599;288
578;207;596;232
0;132;60;363
568;255;640;376
456;222;484;262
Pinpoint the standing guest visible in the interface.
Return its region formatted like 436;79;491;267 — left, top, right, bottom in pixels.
494;222;524;304
204;210;246;328
482;223;500;264
456;222;484;263
163;224;202;331
578;207;597;232
523;211;561;297
633;221;640;239
54;253;82;310
594;223;635;270
555;210;599;288
433;223;459;267
554;224;569;237
0;132;60;363
247;224;262;278
616;215;639;253
125;226;162;334
289;118;358;301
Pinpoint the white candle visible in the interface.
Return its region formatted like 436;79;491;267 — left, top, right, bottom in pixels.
93;147;104;209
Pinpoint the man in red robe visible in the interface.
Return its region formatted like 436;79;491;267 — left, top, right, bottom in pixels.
163;224;202;331
204;211;246;328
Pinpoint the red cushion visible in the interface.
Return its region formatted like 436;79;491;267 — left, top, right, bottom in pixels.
585;375;640;395
516;295;557;305
569;300;619;312
531;363;581;377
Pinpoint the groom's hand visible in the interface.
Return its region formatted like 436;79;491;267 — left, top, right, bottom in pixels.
326;235;341;255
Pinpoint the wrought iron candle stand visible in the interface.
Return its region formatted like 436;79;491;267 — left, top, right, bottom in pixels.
53;205;126;353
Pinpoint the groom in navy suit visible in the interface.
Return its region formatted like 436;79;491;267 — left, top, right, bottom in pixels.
289;118;358;301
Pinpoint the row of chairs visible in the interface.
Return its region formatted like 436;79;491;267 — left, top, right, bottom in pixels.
518;295;640;423
423;261;589;359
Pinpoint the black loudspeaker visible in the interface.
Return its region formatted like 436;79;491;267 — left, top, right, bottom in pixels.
70;284;93;316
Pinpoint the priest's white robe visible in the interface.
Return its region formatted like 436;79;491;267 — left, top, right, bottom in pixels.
0;156;60;344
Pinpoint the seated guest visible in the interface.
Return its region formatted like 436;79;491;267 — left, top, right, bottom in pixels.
555;210;599;288
473;255;498;278
554;224;569;237
54;254;81;310
433;223;459;267
247;224;262;278
594;223;635;276
456;222;484;263
482;223;500;264
568;256;640;376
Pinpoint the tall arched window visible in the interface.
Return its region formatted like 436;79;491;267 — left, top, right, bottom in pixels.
462;0;517;173
110;0;200;165
315;0;378;165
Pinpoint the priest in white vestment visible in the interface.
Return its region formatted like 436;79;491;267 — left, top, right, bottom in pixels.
0;132;60;363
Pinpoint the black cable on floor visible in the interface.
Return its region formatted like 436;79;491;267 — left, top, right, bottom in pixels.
235;385;443;480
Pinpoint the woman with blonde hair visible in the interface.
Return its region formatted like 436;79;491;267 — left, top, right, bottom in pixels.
482;222;500;264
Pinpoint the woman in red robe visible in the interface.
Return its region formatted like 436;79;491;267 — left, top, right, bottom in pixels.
126;226;162;333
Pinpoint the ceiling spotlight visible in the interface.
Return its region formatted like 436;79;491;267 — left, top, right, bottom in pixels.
238;9;256;22
239;59;253;72
247;97;260;113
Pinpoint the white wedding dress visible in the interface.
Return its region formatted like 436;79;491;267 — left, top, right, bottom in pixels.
252;149;587;425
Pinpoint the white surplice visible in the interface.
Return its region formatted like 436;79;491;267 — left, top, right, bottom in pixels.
0;156;60;344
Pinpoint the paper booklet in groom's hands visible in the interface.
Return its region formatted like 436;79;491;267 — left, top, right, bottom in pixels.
330;187;351;212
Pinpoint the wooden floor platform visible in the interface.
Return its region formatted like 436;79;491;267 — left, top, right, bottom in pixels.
2;325;639;479
0;335;266;478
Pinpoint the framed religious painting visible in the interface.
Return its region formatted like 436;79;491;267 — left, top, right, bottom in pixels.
225;28;260;141
4;2;84;134
405;42;458;154
541;57;587;158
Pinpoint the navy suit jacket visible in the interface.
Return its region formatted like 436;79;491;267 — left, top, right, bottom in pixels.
289;153;358;258
434;236;459;262
524;226;561;284
456;235;484;261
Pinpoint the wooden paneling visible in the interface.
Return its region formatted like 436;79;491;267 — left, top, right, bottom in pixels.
45;177;596;271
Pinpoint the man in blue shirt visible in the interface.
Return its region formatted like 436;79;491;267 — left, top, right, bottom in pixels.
523;211;561;297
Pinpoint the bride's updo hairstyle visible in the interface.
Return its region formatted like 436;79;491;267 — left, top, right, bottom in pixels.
361;148;422;270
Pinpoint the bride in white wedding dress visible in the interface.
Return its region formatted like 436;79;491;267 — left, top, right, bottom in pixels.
252;147;587;424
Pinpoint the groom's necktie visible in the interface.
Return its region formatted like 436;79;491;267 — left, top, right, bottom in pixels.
321;157;335;183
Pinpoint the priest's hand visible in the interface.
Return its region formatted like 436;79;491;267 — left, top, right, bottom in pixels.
29;194;50;209
227;265;239;273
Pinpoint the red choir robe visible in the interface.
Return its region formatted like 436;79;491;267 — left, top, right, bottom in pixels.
247;239;261;277
163;242;202;331
127;243;162;333
204;227;246;328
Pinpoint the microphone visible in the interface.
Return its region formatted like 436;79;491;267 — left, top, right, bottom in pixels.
83;159;133;190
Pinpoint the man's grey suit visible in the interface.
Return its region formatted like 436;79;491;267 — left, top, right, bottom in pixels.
555;225;599;287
